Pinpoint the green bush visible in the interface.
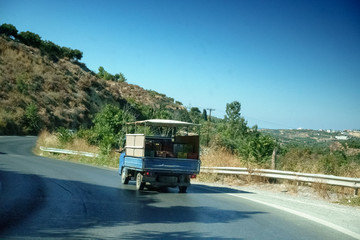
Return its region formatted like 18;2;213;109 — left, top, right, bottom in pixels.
216;101;276;165
320;151;348;175
76;127;94;143
2;23;82;61
240;133;276;164
346;139;360;149
16;74;28;94
0;23;18;38
56;127;74;146
41;40;62;61
24;102;41;135
90;105;135;155
97;66;126;82
18;31;42;48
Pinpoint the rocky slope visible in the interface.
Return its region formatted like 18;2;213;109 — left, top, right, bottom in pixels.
0;36;184;135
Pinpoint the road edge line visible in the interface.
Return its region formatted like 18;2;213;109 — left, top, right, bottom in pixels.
198;185;360;240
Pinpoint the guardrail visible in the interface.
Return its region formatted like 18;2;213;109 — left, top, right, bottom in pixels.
40;146;98;158
39;147;359;195
201;167;360;195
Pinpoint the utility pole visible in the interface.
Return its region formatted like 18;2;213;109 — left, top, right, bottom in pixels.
206;108;215;122
206;108;215;146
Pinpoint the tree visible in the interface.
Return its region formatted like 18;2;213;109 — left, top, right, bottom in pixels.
238;129;276;164
217;100;276;164
61;47;72;59
60;47;83;61
97;66;113;80
189;107;201;123
41;40;61;60
71;49;83;61
224;101;247;137
97;67;126;82
97;66;105;78
1;24;83;62
104;72;113;81
190;107;201;115
18;31;42;48
24;102;41;134
0;23;18;38
92;105;135;154
114;72;127;82
202;109;208;121
225;101;241;123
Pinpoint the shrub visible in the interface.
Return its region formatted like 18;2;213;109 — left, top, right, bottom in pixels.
91;105;135;154
41;40;62;61
24;102;41;134
216;101;276;165
16;74;29;94
0;23;18;38
56;127;74;145
18;31;42;48
320;151;348;175
346;138;360;149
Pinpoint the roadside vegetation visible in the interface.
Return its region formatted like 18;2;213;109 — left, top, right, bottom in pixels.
0;23;82;62
336;196;360;207
2;23;359;204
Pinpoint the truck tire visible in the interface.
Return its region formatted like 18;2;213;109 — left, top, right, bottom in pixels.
121;168;129;184
136;173;145;191
179;186;187;193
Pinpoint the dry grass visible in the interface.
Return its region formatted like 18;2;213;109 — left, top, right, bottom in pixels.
199;145;360;204
283;181;300;194
34;130;119;168
197;173;247;186
198;147;270;186
310;182;358;199
336;196;360;206
36;130;59;148
200;147;244;167
1;36;186;135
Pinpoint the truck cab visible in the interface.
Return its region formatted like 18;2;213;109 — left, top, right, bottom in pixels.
119;119;201;193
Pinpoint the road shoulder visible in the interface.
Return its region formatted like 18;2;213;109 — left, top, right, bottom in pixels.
194;181;360;239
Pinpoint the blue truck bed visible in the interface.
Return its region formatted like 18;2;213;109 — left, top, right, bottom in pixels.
119;154;201;174
119;152;201;192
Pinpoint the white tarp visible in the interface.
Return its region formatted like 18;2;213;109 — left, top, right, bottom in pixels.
127;119;200;127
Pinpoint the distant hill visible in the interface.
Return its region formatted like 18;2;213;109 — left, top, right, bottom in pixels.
0;36;185;135
260;128;360;147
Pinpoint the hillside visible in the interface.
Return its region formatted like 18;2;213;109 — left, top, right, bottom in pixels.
260;129;360;147
0;36;185;135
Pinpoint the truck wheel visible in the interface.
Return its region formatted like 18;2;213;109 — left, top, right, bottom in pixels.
121;168;129;184
136;173;145;191
179;186;187;193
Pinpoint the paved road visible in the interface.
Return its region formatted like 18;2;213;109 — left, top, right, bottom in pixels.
0;136;357;239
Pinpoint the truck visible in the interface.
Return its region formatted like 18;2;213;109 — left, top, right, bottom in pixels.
119;119;201;193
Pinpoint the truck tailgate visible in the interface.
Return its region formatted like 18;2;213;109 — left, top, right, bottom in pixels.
143;157;200;174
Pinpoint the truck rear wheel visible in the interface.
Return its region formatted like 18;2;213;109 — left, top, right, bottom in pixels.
136;173;145;191
179;186;187;193
121;168;129;184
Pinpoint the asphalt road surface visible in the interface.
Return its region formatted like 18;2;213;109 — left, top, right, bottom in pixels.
0;136;357;239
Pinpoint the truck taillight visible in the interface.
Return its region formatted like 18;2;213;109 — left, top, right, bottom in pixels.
190;174;197;179
145;171;151;176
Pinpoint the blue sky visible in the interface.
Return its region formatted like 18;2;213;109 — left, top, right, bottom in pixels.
1;0;359;130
